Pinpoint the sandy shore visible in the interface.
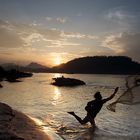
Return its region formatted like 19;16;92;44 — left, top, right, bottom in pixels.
0;102;63;140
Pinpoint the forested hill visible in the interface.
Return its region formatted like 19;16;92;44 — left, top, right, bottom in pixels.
52;56;140;74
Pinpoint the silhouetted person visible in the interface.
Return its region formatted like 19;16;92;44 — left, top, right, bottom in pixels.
68;87;119;126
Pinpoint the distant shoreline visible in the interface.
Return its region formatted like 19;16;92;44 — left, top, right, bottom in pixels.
28;72;140;76
1;56;140;75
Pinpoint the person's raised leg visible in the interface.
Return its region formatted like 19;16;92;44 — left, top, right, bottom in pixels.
68;112;89;125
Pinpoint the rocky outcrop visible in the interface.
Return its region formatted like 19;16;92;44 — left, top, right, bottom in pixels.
0;102;62;140
52;76;86;86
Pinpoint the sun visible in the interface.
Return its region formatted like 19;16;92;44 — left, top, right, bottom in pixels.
55;57;61;65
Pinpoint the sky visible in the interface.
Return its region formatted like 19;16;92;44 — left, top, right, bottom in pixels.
0;0;140;66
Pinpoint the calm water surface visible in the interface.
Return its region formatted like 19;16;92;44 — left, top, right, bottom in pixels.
0;73;140;140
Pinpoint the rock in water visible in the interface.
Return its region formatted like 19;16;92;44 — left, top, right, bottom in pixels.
52;76;86;86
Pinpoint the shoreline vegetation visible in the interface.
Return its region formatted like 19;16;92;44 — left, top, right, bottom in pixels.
52;56;140;75
0;67;33;84
0;102;63;140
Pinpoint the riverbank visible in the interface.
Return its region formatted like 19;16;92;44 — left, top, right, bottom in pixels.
0;102;63;140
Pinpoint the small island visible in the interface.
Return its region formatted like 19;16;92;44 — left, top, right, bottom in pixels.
51;76;86;87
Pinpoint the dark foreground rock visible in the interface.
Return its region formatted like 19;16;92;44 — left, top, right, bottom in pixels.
0;132;24;140
0;102;62;140
51;76;86;86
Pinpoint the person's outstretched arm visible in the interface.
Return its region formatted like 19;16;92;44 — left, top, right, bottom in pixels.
102;87;119;103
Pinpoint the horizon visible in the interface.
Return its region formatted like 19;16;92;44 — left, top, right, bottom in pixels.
0;0;140;66
1;55;140;68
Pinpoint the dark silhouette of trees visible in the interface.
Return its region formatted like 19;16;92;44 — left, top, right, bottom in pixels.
0;66;32;82
52;56;140;74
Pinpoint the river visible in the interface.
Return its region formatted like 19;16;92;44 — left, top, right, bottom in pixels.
0;73;140;140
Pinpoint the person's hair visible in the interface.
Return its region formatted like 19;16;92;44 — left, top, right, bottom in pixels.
94;92;102;100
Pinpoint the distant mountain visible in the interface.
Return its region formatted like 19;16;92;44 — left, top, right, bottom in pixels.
52;56;140;74
25;62;50;72
26;62;48;69
1;62;50;73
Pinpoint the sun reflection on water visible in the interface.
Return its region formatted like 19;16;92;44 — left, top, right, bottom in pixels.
52;87;61;105
54;73;61;78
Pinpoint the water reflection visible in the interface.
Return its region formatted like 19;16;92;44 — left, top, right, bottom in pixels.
54;73;61;78
52;87;61;105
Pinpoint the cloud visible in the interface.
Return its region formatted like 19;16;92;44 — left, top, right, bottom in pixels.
107;9;127;20
0;19;98;50
102;32;140;62
46;17;52;21
46;17;67;24
102;34;124;53
61;31;98;40
0;48;52;66
0;24;24;48
0;19;99;65
0;21;100;65
21;28;81;48
30;20;42;26
37;28;63;40
46;40;80;47
0;20;67;49
21;33;45;47
56;17;67;23
105;7;140;30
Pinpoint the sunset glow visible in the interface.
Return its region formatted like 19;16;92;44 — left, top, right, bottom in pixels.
52;87;61;105
0;0;140;66
54;57;62;66
54;73;61;78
